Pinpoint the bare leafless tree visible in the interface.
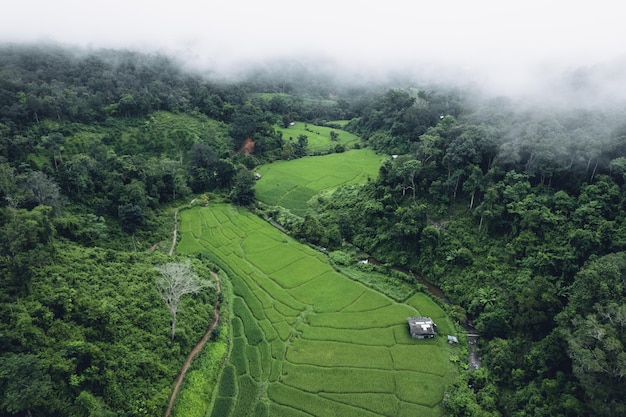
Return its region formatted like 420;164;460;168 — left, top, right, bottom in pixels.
155;260;213;340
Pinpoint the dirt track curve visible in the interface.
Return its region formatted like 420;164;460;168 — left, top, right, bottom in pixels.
162;202;222;417
163;271;221;417
168;208;179;257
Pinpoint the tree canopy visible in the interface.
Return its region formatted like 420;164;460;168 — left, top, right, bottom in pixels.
2;42;626;416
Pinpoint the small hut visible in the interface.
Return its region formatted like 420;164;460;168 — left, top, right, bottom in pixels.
407;317;437;339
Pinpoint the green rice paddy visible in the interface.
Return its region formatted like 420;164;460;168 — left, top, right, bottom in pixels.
177;204;457;417
255;149;384;216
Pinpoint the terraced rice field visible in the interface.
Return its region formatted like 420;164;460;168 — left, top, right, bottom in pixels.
177;204;456;417
255;149;384;216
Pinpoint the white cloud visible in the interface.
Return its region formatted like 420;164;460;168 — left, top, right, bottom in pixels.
2;0;625;96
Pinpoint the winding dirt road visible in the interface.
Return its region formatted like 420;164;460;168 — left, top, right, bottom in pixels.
162;202;221;417
168;208;180;257
163;271;221;417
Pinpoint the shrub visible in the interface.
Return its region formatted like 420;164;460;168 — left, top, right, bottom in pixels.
328;250;353;266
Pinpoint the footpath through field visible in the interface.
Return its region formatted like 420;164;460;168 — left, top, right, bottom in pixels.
163;199;221;417
163;271;221;417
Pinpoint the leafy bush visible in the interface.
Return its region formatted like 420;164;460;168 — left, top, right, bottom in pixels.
328;250;353;266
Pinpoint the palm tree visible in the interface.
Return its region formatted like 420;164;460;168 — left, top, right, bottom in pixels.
477;287;497;310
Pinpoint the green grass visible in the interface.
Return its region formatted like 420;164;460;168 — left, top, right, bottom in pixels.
301;325;397;347
405;292;456;335
131;111;232;158
277;122;360;153
79;110;231;160
332;263;417;302
268;383;382;417
255;149;384;216
340;289;393;312
320;392;399;416
177;204;457;416
147;111;230;143
286;340;394;368
231;374;259;416
209;397;234;417
170;340;229;417
218;364;237;397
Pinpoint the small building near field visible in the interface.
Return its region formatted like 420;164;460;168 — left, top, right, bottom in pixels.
407;317;437;338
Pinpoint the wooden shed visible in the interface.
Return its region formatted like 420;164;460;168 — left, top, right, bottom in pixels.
407;317;437;338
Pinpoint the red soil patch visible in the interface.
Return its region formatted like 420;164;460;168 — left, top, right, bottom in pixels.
240;137;255;155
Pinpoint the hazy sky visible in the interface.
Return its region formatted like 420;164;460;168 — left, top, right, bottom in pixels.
2;0;624;95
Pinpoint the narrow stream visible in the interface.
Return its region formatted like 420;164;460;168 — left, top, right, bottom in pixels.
368;258;450;303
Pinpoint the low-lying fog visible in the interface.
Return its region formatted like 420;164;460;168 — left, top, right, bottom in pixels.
2;0;625;105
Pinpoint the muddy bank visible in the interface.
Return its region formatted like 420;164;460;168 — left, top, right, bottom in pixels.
367;258;449;303
467;333;481;370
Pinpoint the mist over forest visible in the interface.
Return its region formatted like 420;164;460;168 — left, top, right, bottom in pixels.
1;41;626;416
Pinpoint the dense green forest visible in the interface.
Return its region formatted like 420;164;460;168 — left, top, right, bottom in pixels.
1;43;626;416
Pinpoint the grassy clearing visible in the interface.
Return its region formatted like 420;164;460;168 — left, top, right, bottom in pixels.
332;263;417;302
255;149;384;216
276;122;359;153
177;204;457;416
113;111;232;160
146;111;230;145
170;337;229;417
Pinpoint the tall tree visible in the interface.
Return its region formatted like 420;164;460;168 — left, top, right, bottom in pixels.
294;134;308;157
117;203;144;234
0;163;26;208
155;260;213;340
40;132;65;171
24;171;63;207
230;168;256;206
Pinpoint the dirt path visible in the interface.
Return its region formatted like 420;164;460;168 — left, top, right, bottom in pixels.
168;199;200;256
168;208;179;257
163;271;221;417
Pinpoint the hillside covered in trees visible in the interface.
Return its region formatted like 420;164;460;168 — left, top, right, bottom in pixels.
1;43;626;416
